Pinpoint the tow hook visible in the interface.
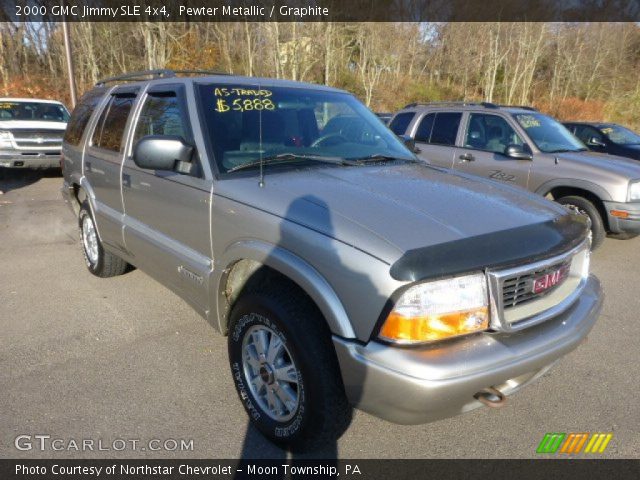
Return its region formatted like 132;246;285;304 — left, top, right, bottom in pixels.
474;387;507;408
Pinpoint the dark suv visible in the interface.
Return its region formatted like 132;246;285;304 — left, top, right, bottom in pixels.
564;122;640;161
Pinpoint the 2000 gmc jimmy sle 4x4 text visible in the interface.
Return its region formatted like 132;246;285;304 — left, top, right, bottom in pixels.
62;70;603;450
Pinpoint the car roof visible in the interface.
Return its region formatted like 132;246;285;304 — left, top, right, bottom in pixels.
0;98;65;104
398;102;538;114
93;71;348;95
563;121;616;128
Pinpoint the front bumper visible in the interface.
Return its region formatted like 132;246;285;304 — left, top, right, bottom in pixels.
0;150;61;169
333;275;602;425
604;200;640;234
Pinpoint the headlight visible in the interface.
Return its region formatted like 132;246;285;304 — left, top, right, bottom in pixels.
629;181;640;202
379;273;489;345
0;130;12;148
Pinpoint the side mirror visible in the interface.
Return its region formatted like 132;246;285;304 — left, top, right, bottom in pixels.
588;137;606;147
505;144;532;160
399;134;420;153
133;135;194;171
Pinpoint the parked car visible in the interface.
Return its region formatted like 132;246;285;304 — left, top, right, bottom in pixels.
0;98;69;169
390;102;640;249
564;121;640;161
62;71;601;450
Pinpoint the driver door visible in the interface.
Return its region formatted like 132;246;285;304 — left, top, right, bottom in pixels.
453;112;531;189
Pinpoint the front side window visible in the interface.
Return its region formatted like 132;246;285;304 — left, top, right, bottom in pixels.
196;84;414;174
64;89;105;146
514;113;586;153
132;93;188;146
388;112;415;135
429;112;462;146
92;94;135;152
574;125;604;145
465;113;525;154
599;124;640;145
0;101;70;122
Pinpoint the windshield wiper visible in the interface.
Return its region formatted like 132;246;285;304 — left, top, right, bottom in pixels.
350;154;419;164
546;148;588;153
227;153;357;173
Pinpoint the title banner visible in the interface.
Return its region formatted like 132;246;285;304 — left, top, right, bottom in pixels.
2;0;640;22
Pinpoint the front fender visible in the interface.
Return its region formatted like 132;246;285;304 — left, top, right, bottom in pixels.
214;239;356;339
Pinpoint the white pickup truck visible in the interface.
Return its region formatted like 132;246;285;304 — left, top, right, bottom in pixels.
0;98;69;169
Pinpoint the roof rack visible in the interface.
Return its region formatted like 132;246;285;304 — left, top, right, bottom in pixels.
95;69;229;87
499;105;537;111
403;101;499;109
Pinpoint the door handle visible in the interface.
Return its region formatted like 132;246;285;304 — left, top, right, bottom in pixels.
459;153;475;162
122;173;131;188
85;161;91;172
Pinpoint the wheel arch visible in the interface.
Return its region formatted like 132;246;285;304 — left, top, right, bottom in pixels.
214;240;355;339
537;179;610;231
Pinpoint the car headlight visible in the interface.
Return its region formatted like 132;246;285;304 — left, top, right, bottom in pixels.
379;273;489;345
0;130;12;148
629;180;640;202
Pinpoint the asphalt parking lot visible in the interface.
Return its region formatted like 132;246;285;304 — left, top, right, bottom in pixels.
1;169;638;460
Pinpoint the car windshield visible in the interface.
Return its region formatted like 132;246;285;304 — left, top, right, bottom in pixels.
599;124;640;145
0;101;70;122
196;84;414;173
514;113;586;153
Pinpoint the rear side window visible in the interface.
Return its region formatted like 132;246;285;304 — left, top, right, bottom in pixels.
389;112;414;135
63;90;105;146
429;112;462;146
415;113;435;142
91;94;136;152
132;93;188;146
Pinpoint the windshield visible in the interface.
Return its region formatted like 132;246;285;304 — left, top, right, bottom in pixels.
0;101;70;123
599;124;640;145
196;84;414;173
513;113;585;153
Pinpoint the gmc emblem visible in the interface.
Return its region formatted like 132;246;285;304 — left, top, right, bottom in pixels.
532;265;570;294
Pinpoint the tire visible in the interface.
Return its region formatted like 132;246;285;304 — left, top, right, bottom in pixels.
78;202;128;277
556;195;606;250
228;281;352;451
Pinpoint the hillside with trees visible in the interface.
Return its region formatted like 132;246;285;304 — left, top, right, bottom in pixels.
2;22;639;128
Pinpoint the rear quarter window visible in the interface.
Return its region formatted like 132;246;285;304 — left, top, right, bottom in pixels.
63;89;106;146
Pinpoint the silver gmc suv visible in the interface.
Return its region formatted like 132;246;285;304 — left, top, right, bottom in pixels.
62;71;602;450
0;98;69;169
390;102;640;249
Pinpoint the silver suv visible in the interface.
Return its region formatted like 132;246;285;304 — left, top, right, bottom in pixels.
62;71;602;450
390;102;640;249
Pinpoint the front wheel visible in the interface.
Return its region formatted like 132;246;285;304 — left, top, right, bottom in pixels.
228;283;352;451
556;195;606;250
78;203;129;277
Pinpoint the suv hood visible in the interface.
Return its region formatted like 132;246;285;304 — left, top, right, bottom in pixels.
555;150;640;178
222;163;580;266
0;120;67;131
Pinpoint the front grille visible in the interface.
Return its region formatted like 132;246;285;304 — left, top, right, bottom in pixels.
502;259;572;309
11;129;63;148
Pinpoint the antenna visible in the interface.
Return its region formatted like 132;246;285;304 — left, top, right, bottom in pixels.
258;88;265;188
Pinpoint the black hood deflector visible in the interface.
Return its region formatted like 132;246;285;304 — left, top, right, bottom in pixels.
390;213;589;282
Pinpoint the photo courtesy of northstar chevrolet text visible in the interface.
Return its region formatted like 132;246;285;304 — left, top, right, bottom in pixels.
0;0;638;478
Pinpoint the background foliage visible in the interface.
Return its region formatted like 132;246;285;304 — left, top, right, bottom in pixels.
2;22;639;128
